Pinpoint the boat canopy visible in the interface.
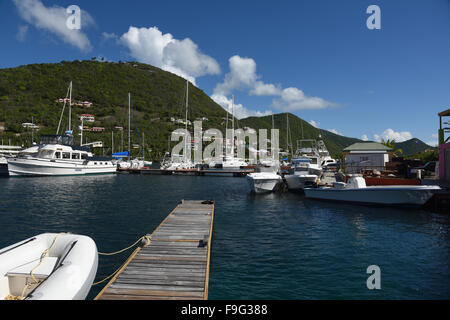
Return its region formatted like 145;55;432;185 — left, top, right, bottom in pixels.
40;135;74;146
112;151;130;158
292;158;313;164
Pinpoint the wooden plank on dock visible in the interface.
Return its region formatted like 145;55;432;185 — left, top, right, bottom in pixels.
95;200;214;300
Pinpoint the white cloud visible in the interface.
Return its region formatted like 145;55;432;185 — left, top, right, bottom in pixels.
212;55;336;119
119;26;220;84
309;120;320;128
328;129;343;136
214;55;281;97
211;93;272;119
373;128;413;142
361;134;369;141
102;32;119;42
250;81;282;96
270;87;336;111
16;25;29;42
426;133;438;147
13;0;93;51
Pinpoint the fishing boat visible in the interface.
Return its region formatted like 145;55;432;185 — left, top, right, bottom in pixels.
247;166;283;193
0;233;98;300
304;175;441;206
284;158;319;191
7;135;116;176
293;139;323;176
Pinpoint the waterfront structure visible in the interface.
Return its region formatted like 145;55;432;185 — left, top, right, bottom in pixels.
95;200;214;300
438;109;450;183
343;142;392;174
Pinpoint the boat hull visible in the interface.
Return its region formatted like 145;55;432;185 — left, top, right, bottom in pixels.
7;158;117;176
284;174;317;190
247;174;282;193
0;233;98;300
304;185;441;206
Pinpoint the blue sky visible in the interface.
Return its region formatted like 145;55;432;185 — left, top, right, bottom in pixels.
1;0;449;146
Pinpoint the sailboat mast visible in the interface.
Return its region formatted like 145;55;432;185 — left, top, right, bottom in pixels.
68;81;72;134
286;113;289;154
185;80;189;161
128;92;131;156
231;94;234;156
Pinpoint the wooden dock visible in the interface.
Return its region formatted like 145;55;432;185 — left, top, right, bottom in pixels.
118;167;253;177
95;200;214;300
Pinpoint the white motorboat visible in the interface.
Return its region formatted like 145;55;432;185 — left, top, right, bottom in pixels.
0;233;98;300
7;136;117;176
304;176;441;206
247;167;283;193
222;156;248;169
284;158;318;191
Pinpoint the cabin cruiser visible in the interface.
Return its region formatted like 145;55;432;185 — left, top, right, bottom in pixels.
304;175;440;206
222;155;248;169
247;166;283;194
284;158;319;191
7;135;117;176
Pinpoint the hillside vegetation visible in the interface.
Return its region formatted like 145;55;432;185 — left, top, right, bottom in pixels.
0;60;433;160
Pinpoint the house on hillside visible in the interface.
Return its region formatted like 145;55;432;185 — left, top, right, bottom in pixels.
79;114;95;123
343;142;392;173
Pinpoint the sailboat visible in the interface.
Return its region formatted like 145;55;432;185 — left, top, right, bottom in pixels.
7;82;117;176
222;95;248;169
117;93;151;170
161;80;195;170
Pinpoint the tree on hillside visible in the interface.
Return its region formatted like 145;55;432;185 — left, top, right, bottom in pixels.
381;138;403;157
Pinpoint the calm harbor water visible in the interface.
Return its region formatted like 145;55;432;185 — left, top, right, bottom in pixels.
0;174;449;300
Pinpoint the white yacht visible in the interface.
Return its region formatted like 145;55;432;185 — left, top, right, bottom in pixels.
294;139;324;176
222;156;248;169
284;158;319;191
304;176;441;206
7;135;116;176
316;137;337;170
247;166;283;194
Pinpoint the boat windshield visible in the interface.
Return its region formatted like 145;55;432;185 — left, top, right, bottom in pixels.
38;150;54;159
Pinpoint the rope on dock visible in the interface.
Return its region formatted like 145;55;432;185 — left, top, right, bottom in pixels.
93;235;151;286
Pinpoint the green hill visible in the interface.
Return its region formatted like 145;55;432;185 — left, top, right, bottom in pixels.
394;138;436;156
0;60;228;159
0;59;380;160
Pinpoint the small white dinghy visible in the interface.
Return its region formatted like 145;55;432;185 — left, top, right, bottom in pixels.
0;233;98;300
304;176;441;206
